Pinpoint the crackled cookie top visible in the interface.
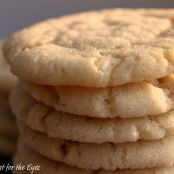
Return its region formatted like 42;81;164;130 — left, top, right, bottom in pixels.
4;9;174;87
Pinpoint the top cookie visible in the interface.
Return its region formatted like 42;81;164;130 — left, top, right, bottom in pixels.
3;9;174;87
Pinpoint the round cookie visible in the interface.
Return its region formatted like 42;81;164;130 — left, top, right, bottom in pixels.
20;125;174;170
0;40;17;94
21;79;174;118
14;140;174;174
11;86;174;143
4;9;174;87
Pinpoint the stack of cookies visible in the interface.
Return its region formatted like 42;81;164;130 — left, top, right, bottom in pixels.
4;9;174;174
0;41;17;157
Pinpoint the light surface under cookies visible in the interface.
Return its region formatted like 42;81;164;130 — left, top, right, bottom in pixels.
14;140;174;174
4;9;174;87
11;86;174;143
19;125;174;170
21;78;174;118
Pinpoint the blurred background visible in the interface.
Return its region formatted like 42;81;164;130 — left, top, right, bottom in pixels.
1;0;174;38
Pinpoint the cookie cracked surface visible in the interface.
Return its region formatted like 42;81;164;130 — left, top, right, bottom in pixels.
4;9;174;87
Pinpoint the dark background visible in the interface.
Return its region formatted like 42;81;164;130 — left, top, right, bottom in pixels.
0;156;12;174
0;0;174;37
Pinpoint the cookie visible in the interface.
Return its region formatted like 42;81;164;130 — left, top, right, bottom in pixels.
11;86;174;143
0;40;17;94
4;9;174;87
13;140;174;174
21;79;174;118
20;125;174;170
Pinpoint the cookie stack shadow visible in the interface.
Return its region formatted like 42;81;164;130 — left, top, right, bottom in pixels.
0;41;17;157
4;9;174;174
